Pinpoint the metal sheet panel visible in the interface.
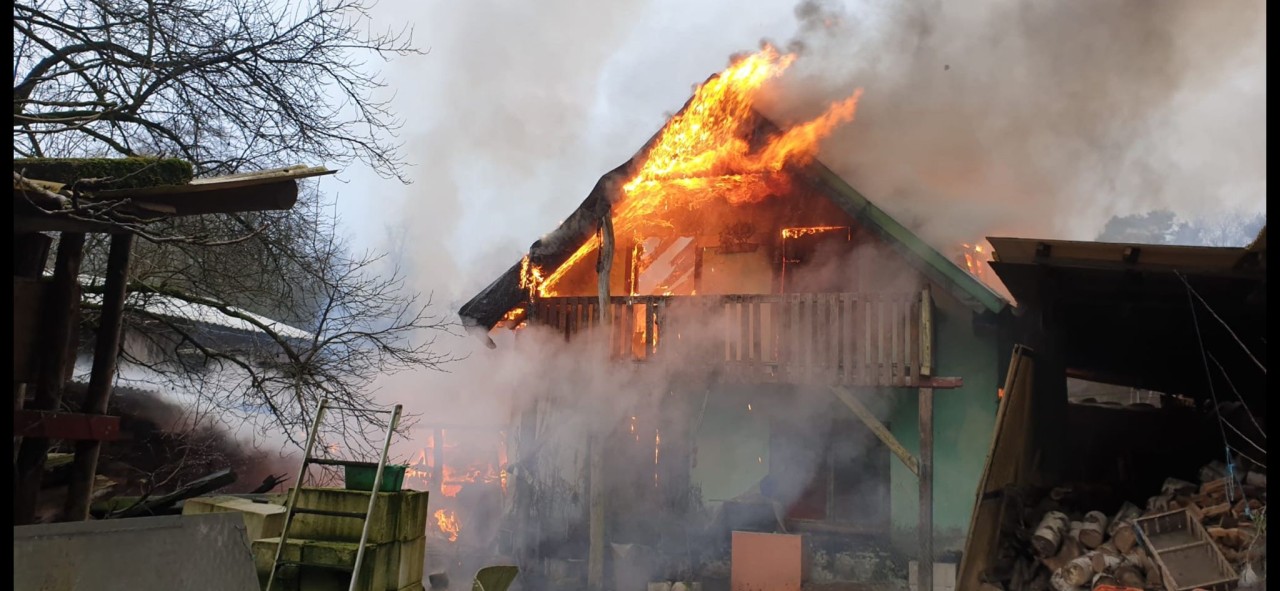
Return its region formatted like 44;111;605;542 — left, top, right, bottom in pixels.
14;513;259;591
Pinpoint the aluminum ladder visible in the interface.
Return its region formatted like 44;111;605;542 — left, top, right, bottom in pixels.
265;398;403;591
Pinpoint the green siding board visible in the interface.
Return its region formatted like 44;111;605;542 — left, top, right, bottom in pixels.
887;288;1001;555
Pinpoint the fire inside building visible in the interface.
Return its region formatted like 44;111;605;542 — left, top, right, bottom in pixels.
457;46;1017;589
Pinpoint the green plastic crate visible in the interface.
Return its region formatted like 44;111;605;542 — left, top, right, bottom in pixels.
343;463;407;492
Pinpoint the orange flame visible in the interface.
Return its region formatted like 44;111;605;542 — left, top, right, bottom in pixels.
534;45;862;297
781;226;849;239
434;509;460;542
519;254;547;300
959;243;988;280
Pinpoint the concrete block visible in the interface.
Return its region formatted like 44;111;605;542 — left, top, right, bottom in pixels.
181;495;241;514
397;490;430;541
182;496;286;541
731;531;804;591
252;537;390;591
287;487;400;544
908;561;957;591
387;536;427;590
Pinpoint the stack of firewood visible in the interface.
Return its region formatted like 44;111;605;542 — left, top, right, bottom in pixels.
979;460;1267;591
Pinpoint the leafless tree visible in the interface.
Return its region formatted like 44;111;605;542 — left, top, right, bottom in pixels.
14;0;454;456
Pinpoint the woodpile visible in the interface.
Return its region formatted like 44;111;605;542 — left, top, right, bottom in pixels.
979;460;1267;591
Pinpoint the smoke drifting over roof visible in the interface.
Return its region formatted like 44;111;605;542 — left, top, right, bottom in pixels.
766;0;1265;249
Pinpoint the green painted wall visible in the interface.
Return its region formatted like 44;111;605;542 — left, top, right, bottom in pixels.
683;291;1003;555
888;289;1002;555
690;388;771;506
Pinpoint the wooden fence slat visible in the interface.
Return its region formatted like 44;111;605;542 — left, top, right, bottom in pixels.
524;292;923;388
896;298;906;386
878;295;887;385
862;297;872;387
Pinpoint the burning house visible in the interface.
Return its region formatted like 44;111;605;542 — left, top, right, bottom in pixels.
457;47;1014;588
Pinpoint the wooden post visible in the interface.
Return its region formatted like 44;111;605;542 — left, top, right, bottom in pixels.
433;427;445;492
14;232;86;524
13;233;52;468
831;387;919;476
63;233;134;521
589;211;614;591
918;286;934;591
918;386;934;591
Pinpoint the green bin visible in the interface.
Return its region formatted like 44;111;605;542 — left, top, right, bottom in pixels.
343;462;407;492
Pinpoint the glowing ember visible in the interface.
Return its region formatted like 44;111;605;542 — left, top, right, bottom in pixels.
434;509;460;542
781;226;849;239
534;45;863;297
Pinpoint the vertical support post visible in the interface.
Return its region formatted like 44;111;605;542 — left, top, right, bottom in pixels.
64;232;134;521
589;210;614;591
918;387;934;591
13;232;52;467
918;285;934;591
14;232;86;525
432;427;445;493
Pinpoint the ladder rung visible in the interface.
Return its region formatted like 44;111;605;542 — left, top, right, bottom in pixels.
291;507;368;519
325;405;395;414
274;560;354;572
306;458;377;468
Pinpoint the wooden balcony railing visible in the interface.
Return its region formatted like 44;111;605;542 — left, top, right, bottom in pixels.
527;291;930;388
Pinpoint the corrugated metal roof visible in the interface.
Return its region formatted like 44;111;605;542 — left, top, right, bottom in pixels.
94;165;334;198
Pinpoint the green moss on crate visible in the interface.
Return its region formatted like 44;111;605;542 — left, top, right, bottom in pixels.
13;157;194;190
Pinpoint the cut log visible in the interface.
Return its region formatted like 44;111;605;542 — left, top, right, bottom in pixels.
1079;511;1108;549
1112;522;1138;553
1042;537;1082;573
1090;552;1121;574
1201;477;1231;495
1060;554;1095;587
1090;573;1119;590
1114;564;1145;588
1243;471;1266;488
1202;502;1232;519
1033;511;1071;558
1209;526;1255;549
1121;547;1150;572
1108;502;1140;536
1048;571;1072;591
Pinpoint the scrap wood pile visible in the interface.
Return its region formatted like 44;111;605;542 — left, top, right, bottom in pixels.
980;460;1266;591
